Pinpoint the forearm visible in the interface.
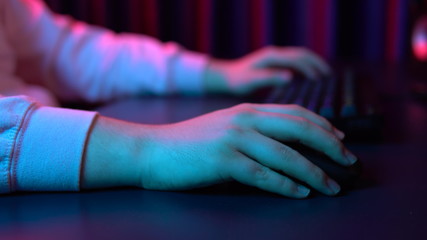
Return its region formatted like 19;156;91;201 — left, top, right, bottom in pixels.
82;116;149;189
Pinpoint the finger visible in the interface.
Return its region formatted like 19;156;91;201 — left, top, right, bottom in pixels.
237;70;293;95
288;48;332;75
274;47;331;77
236;130;340;195
252;49;318;80
302;50;332;76
251;69;293;85
250;103;344;139
250;111;357;166
228;154;311;198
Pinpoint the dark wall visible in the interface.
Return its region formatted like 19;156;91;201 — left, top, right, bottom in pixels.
43;0;413;62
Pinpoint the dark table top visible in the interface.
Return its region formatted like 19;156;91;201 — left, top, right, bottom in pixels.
1;64;427;240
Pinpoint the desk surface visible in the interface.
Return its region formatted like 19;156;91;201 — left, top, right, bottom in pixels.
1;64;427;240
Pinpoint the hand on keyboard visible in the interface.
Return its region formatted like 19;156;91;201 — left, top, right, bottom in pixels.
203;46;332;96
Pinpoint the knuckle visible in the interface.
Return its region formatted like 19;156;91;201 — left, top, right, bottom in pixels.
328;136;342;149
278;144;292;155
331;138;346;158
236;103;253;110
233;111;254;124
218;150;240;167
311;166;327;182
309;113;334;132
231;104;257;124
289;183;303;196
277;177;291;189
252;165;270;182
224;126;245;139
295;117;311;132
277;145;295;162
277;178;301;197
288;104;305;113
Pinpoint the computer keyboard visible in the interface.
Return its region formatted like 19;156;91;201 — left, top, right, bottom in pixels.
263;68;383;141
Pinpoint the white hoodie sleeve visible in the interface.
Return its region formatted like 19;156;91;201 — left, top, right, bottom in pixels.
0;95;97;193
3;0;209;103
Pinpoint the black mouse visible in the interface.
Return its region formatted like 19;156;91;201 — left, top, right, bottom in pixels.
286;143;362;190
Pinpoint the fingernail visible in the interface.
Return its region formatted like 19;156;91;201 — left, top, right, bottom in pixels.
297;185;311;197
327;179;341;195
345;151;358;165
334;129;345;140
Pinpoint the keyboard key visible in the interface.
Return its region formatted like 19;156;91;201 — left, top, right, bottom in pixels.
319;76;336;119
262;66;383;141
340;69;357;118
307;78;325;112
294;80;312;107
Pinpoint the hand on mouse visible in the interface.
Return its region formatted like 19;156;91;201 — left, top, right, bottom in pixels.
83;104;357;198
204;46;331;96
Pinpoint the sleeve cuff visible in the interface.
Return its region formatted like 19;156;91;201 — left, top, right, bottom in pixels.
173;51;209;95
13;106;97;192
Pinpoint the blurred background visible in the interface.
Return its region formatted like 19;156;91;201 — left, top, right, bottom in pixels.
43;0;414;63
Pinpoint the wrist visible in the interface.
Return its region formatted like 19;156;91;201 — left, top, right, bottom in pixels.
203;59;232;94
82;116;149;189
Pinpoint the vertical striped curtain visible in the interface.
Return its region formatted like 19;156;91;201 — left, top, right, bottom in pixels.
43;0;412;62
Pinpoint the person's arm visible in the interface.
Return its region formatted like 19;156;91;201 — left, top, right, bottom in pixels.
83;104;356;198
0;94;353;197
0;0;353;197
4;0;331;103
3;0;208;103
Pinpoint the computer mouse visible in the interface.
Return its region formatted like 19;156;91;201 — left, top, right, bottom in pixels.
286;143;362;191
